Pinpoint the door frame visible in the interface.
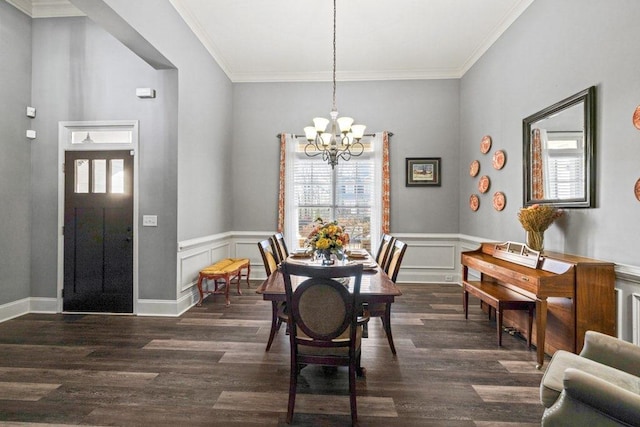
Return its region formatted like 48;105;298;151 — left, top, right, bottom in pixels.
57;120;139;314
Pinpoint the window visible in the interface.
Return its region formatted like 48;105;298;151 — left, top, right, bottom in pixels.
285;135;382;252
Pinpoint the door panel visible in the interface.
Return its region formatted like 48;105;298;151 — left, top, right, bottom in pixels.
64;150;133;313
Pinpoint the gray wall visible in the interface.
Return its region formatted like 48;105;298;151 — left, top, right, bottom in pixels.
0;2;32;305
460;0;640;266
30;16;179;300
232;79;460;234
103;0;234;241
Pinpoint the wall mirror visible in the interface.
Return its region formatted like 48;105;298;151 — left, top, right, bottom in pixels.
523;86;595;208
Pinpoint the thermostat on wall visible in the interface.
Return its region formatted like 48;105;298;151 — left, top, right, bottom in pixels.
136;88;156;98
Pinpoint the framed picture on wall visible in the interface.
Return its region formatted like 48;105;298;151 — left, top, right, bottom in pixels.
406;157;441;187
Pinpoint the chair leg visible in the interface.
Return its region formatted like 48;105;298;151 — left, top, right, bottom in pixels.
265;301;280;352
463;290;469;319
383;303;396;355
497;307;503;346
287;362;298;424
349;360;358;426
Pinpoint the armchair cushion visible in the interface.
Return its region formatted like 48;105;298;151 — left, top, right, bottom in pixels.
542;368;640;427
580;330;640;377
540;350;640;408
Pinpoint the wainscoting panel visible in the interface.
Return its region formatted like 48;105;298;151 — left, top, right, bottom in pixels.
393;234;463;284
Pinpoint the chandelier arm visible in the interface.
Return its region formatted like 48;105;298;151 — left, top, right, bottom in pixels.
304;142;323;157
349;141;365;157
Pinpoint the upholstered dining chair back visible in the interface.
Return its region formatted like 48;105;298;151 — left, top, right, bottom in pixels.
375;234;396;271
385;239;408;283
280;262;364;425
272;232;289;263
257;239;278;276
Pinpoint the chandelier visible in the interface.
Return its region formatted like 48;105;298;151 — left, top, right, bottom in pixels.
303;0;366;169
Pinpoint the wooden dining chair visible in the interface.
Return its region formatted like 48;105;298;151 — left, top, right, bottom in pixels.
375;234;396;271
369;239;407;355
280;262;366;426
272;232;289;263
258;239;287;351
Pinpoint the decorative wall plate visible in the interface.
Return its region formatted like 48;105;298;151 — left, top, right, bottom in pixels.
493;191;506;211
492;150;506;170
469;160;480;177
469;194;480;211
480;135;492;154
635;178;640;201
478;175;490;193
634;106;640;130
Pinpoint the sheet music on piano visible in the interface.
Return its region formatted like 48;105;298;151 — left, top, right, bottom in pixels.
493;241;541;268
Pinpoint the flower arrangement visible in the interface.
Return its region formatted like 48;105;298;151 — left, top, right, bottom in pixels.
517;204;563;251
517;204;563;232
305;218;349;260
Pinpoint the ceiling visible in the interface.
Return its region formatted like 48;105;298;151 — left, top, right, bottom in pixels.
9;0;535;82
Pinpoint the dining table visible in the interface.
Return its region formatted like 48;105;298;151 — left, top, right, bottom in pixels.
255;252;403;351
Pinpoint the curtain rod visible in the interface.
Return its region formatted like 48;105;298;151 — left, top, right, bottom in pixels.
276;132;393;139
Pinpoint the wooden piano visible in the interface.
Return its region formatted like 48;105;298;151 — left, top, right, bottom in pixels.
462;242;615;368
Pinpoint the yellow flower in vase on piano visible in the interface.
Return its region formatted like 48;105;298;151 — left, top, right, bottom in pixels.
517;204;563;252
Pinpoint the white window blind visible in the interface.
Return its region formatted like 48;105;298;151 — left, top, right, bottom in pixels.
285;135;381;252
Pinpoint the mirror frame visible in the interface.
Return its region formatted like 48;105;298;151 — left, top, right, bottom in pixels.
523;86;596;208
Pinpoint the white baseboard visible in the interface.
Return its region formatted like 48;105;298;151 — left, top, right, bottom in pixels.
0;297;30;323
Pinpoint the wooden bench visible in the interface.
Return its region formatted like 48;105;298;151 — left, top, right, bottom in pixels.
196;258;250;306
463;280;535;347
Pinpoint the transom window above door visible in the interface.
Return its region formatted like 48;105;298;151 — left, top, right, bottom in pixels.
71;129;132;144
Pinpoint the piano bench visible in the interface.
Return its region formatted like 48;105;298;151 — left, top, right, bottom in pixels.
463;280;535;347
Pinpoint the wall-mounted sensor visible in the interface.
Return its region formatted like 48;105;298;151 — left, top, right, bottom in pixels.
136;88;156;98
26;106;36;118
26;130;37;139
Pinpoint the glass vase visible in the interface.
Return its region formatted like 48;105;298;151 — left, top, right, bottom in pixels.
526;230;544;252
318;250;334;265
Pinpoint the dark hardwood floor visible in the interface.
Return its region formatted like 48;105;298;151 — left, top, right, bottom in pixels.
0;283;546;426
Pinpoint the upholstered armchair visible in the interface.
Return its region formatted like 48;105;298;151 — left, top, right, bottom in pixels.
540;331;640;426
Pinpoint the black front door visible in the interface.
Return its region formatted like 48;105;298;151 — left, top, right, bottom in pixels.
63;150;133;312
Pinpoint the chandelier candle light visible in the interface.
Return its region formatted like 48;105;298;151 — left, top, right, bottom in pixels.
303;0;366;169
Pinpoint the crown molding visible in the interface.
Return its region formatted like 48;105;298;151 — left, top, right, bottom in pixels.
5;0;32;15
459;0;534;76
169;0;233;79
6;0;84;18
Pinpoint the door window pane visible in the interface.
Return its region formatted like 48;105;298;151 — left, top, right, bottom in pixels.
71;130;132;144
75;160;89;193
110;159;124;194
92;159;106;193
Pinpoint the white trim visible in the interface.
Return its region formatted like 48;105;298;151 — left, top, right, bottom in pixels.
31;0;84;18
615;288;623;339
0;298;30;323
29;297;58;313
57;120;139;314
5;0;31;16
633;293;640;346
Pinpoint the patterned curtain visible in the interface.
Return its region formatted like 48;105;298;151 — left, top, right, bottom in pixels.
381;131;390;234
277;133;286;232
531;128;544;199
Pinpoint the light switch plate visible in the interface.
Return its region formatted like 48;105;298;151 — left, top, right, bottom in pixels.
142;215;158;226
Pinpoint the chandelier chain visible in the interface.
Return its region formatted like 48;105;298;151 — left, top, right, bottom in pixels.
332;0;337;112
